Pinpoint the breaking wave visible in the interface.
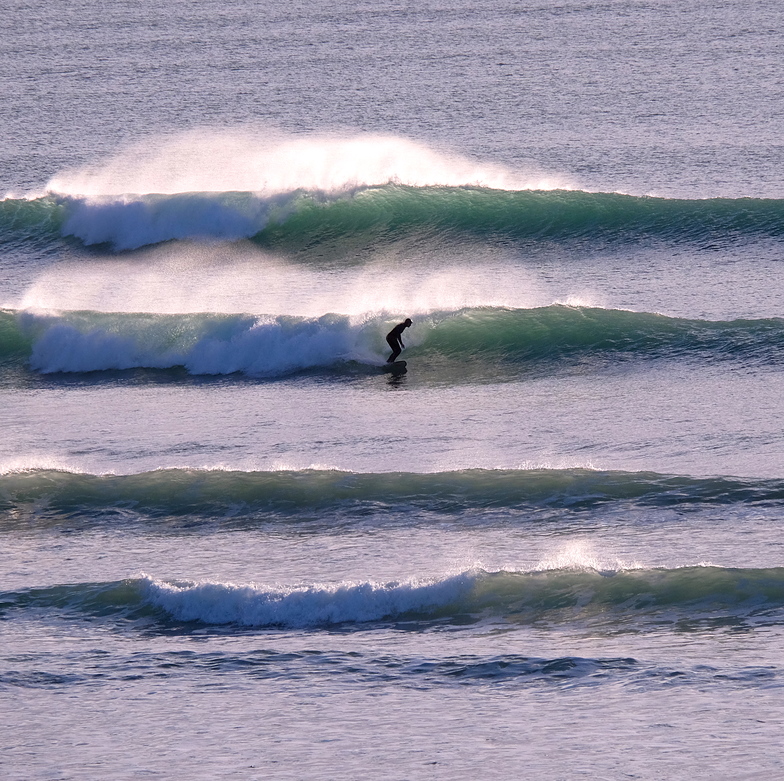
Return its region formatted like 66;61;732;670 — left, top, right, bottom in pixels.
5;566;784;630
1;305;783;377
3;187;784;252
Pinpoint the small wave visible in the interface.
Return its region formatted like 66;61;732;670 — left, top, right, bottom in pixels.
142;566;784;628
3;644;777;692
4;467;784;527
5;566;784;630
2;305;784;377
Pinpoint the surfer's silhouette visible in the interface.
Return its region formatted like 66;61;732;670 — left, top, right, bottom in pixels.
386;318;412;363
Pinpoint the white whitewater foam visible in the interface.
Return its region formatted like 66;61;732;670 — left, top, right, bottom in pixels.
58;192;293;251
142;571;476;627
20;310;392;375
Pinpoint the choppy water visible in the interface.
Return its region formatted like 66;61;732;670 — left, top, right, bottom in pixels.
4;0;784;778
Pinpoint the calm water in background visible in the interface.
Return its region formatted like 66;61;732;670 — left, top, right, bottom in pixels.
3;1;784;778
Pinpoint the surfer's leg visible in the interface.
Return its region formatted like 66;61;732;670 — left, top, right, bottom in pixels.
386;336;400;363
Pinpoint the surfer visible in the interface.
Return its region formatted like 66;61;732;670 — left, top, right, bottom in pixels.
386;318;412;363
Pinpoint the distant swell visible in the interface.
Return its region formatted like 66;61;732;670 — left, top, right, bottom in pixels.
2;305;784;377
4;467;784;527
2;187;784;251
5;566;784;630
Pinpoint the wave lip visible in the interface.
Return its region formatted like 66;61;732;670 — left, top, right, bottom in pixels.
57;190;303;251
0;195;65;248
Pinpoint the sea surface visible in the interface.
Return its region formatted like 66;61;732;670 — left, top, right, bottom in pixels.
3;0;784;778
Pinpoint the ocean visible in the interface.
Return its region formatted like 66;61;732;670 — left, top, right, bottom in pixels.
3;0;784;777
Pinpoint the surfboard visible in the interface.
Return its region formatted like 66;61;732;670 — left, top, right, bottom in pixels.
382;360;407;374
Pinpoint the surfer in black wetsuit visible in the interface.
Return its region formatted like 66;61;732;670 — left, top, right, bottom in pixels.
386;318;412;363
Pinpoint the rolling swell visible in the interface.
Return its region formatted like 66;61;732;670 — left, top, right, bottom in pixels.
3;188;784;252
3;467;784;528
5;566;784;630
1;305;783;377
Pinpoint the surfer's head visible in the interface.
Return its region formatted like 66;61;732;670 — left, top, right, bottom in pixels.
404;318;412;327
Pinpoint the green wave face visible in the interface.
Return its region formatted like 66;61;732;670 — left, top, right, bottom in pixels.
0;196;66;248
471;566;784;623
256;187;784;252
0;310;34;363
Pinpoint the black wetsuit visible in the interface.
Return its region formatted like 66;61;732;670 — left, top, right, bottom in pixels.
386;321;409;363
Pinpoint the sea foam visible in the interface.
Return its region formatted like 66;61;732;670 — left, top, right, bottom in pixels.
142;572;475;628
21;310;383;375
